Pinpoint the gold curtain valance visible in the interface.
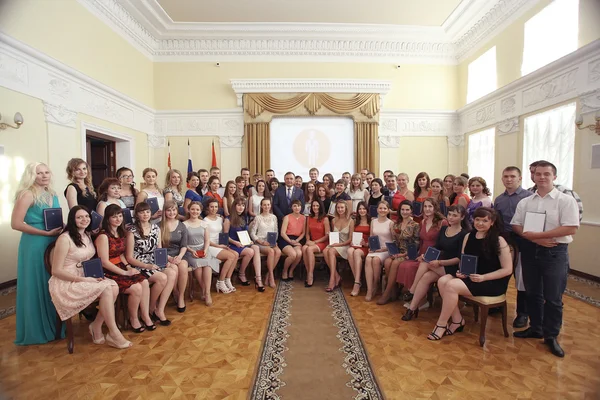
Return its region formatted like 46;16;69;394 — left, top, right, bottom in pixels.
244;93;380;120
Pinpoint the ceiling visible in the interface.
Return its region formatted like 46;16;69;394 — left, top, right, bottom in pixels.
155;0;463;26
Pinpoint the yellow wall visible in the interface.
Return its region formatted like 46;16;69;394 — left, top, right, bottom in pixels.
381;137;449;183
457;0;600;108
0;0;154;107
154;63;459;110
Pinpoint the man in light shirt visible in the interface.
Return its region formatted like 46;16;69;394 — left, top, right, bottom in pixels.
510;161;579;357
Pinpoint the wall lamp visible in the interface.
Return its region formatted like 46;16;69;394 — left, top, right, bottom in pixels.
0;112;24;130
575;111;600;135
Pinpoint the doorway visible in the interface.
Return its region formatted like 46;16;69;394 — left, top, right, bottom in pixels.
86;131;116;189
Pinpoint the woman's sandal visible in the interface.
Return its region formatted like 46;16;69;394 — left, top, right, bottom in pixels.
88;324;105;344
446;318;465;336
427;324;448;341
350;282;361;296
239;273;251;286
130;320;145;333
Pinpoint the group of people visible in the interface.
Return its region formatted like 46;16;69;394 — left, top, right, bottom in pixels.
11;158;580;357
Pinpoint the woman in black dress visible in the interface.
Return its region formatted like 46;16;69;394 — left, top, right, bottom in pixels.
427;207;512;341
64;158;97;211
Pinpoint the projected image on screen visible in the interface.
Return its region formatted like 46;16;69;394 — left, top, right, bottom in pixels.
270;117;355;179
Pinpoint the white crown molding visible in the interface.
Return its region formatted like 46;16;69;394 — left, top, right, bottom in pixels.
43;101;78;128
457;40;600;135
230;79;392;107
75;0;539;64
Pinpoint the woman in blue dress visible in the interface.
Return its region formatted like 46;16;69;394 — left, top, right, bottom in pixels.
11;162;64;345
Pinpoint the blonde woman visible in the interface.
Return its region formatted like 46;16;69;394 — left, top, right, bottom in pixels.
348;173;369;213
64;158;97;211
249;198;282;288
11;162;63;345
163;169;185;212
160;201;189;312
323;201;354;292
136;168;164;224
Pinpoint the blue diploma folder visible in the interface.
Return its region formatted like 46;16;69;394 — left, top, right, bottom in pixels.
146;198;159;215
460;254;478;275
43;208;63;231
368;236;381;252
423;247;441;263
267;232;277;247
218;232;229;246
90;210;103;231
386;242;400;255
407;243;418;260
154;248;168;268
412;201;422;216
82;258;104;279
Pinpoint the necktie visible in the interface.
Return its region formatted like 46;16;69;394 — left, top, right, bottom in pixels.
287;188;292;204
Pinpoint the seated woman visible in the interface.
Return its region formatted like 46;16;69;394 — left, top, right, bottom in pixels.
329;179;352;217
452;176;471;208
430;178;450;215
183;201;220;306
163;169;185;219
323;201;354;292
249;179;268;219
347;201;370;296
466;176;493;222
364;200;394;302
302;199;330;287
95;204;153;333
347;174;368;213
378;200;420;305
249;198;282;288
278;199;306;281
126;202;176;326
183;172;203;212
402;204;469;320
135;167;164;224
426;207;512;340
96;178;126;216
160;201;189;313
204;198;239;293
226;198;264;291
49;206;131;349
398;198;448;301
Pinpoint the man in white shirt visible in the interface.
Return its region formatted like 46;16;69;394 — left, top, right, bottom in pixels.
510;161;579;357
360;168;369;190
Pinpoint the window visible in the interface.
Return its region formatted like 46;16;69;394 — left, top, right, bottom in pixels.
467;47;497;103
522;103;576;189
468;128;495;194
521;0;579;76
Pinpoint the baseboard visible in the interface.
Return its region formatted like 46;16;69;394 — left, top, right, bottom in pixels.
0;279;17;291
570;269;600;284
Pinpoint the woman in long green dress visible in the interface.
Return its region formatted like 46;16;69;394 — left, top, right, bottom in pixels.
11;162;63;345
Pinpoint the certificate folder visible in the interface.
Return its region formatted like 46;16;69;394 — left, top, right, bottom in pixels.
329;232;340;245
267;232;277;247
369;205;378;218
90;210;103;231
82;258;104;279
122;208;133;225
351;232;363;247
523;211;546;233
238;230;251;246
386;242;400;256
407;243;418;260
460;254;478;275
412;201;422;216
218;232;229;246
43;208;63;231
154;248;168;268
146;198;159;215
368;236;381;252
423;247;441;263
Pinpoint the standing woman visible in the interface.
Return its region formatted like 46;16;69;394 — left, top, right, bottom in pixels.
316;184;332;217
379;201;420;304
269;177;280;195
443;174;456;201
466;176;493;222
322;173;335;197
222;180;238;217
160;201;189;312
396;173;415;202
302;199;330;287
330;179;352;216
278;200;306;281
95;204;153;332
430;178;450;213
348;174;369;213
183;172;203;212
48;206;131;349
303;181;317;215
183;201;220;306
452;176;471;208
136;168;164;224
249;179;268;219
364;201;394;302
206;176;224;212
323;201;354;292
347;201;371;296
249;198;282;288
226;198;263;291
204;198;239;293
117;167;137;216
96;178;126;216
64;158;97;211
367;178;385;208
412;172;432;221
163;169;185;212
11;162;63;345
126;202;176;326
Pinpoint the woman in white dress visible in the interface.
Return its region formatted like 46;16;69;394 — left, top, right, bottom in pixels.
347;174;369;213
203;197;239;294
249;198;281;288
364;200;394;302
323;201;354;292
136;167;164;224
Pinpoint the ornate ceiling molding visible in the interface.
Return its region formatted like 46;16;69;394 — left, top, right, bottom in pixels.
76;0;541;64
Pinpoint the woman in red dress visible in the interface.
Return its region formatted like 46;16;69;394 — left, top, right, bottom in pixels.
302;199;330;287
347;202;371;296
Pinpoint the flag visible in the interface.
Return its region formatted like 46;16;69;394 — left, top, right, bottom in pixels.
211;140;217;167
167;140;171;169
187;139;193;174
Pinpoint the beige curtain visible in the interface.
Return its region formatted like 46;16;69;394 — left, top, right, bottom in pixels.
245;122;270;176
355;122;380;177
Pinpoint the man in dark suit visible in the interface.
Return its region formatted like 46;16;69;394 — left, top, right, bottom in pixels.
273;171;305;223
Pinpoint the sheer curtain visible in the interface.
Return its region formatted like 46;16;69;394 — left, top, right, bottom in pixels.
468;128;495;194
522;103;576;189
467;47;497;104
521;0;579;76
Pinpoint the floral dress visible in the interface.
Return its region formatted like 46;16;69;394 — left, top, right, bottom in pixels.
390;219;420;262
131;224;161;277
100;231;146;292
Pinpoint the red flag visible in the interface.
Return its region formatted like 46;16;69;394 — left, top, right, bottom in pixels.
211;140;217;167
167;140;172;169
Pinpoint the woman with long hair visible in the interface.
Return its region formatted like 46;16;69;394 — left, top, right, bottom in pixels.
316;184;332;218
443;174;456;200
226;198;264;291
278;199;306;282
302;199;330;287
183;172;203;212
303;181;317;215
364;200;394;302
268;177;280;195
96;178;126;216
347;201;371;296
323;201;354;292
117;167;138;216
160;201;189;312
163;169;185;219
249;179;268;218
183;201;220;306
402;204;469;321
135;168;164;224
249;198;282;288
206;176;224;214
222;180;238;217
322;173;335;197
426;207;512;340
412;172;432;222
348;173;369;213
430;178;450;214
11;162;63;345
64;158;97;211
452;176;471;208
367;178;385;208
126;202;176;326
95;204;153;332
49;206;131;349
466;176;493;222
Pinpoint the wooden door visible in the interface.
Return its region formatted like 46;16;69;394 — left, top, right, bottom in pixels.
86;132;116;189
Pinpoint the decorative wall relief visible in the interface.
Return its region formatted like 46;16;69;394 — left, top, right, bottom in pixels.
500;96;516;115
589;58;600;84
522;69;577;108
496;117;519;135
43;102;77;128
378;135;401;148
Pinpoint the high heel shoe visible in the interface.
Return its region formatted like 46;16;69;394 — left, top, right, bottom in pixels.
350;282;361;296
88;324;105;344
176;305;186;313
151;312;171;326
204;293;213;306
129;319;146;333
238;273;250;286
402;291;414;302
105;333;132;349
427;324;447;341
304;280;313;288
216;280;232;294
224;278;236;292
401;308;419;321
255;276;265;292
446;318;465;336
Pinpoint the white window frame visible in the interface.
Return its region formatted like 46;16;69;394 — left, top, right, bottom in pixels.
468;128;496;195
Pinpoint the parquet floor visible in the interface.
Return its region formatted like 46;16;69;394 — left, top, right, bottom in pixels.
1;275;599;399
